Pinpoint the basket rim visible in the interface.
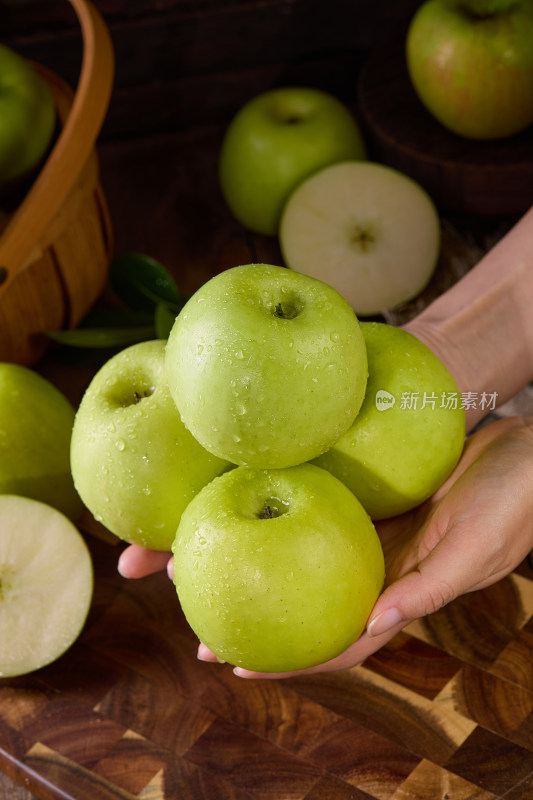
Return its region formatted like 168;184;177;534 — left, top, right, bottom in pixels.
0;0;114;296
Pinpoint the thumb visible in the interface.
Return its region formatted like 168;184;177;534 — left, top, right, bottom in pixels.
367;519;479;638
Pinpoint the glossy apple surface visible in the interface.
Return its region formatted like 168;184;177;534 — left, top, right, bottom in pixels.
0;363;82;521
0;495;93;678
219;86;366;236
280;161;440;317
406;0;533;140
165;263;368;468
0;44;56;190
314;322;466;519
71;340;231;550
173;463;384;672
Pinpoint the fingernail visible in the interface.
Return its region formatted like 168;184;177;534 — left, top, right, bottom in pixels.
367;608;403;638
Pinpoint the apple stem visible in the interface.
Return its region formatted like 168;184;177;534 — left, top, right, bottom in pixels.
273;303;297;320
133;387;155;404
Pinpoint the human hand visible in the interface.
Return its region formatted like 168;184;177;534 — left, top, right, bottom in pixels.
199;414;533;678
118;543;173;579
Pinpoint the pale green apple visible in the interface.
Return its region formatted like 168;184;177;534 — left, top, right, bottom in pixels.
280;161;440;317
0;44;56;191
173;463;385;672
0;362;82;521
165;263;368;469
406;0;533;140
314;322;466;519
219;86;366;236
0;495;93;678
70;339;231;550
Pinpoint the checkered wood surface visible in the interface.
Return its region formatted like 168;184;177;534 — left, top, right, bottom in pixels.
1;533;532;800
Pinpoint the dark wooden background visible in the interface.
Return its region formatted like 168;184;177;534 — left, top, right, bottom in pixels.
3;0;424;290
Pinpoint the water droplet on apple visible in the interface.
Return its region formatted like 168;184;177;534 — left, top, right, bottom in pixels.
331;332;340;343
115;439;126;451
197;344;204;355
235;350;244;360
142;487;151;496
235;403;246;416
232;434;241;443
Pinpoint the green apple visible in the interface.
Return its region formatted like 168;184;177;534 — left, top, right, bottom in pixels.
0;43;56;191
313;322;465;519
173;463;384;672
70;339;231;550
0;495;93;678
0;363;82;521
406;0;533;140
165;263;368;469
280;161;440;317
219;86;366;236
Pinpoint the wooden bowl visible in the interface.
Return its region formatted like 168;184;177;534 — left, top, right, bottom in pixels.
356;34;533;218
0;0;114;366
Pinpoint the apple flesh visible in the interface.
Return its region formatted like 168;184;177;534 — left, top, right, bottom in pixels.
0;363;82;522
165;263;368;468
173;463;385;672
279;161;440;317
70;339;231;550
314;322;466;519
406;0;533;140
219;86;366;236
0;495;93;678
0;44;56;191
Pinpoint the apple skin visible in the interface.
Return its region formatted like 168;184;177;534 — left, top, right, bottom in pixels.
165;263;368;469
0;363;83;522
0;44;56;191
70;340;232;550
219;86;366;236
406;0;533;140
173;463;385;672
313;322;466;520
0;495;93;678
279;161;441;317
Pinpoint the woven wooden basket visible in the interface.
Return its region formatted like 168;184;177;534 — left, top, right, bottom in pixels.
0;0;114;366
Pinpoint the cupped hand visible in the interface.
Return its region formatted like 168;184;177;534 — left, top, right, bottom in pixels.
226;414;533;678
116;416;533;680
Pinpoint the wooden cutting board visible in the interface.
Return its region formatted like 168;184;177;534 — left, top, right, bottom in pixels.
356;34;533;218
1;527;532;800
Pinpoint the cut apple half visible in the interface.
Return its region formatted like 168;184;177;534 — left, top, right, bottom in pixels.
0;495;94;678
279;161;441;316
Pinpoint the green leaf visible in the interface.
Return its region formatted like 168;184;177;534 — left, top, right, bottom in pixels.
154;303;177;339
47;321;156;349
109;252;186;313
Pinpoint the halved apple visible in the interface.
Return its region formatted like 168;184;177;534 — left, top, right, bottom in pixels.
0;495;93;678
279;161;440;316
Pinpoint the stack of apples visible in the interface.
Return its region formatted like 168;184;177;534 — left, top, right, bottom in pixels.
70;262;466;673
